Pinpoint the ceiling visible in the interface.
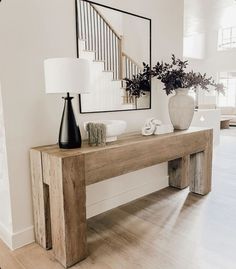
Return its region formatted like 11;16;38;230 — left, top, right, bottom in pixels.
184;0;236;35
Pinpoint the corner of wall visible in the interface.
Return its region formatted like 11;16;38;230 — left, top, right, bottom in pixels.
11;226;35;250
0;221;12;249
0;222;35;250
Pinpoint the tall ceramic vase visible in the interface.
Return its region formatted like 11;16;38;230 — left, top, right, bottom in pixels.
168;88;194;130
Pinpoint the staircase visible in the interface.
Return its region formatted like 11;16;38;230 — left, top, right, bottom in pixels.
78;39;127;112
76;0;143;112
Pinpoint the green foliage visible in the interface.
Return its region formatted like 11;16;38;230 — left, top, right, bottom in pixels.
124;55;225;97
124;63;151;98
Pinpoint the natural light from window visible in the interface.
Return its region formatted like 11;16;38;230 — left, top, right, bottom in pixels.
217;71;236;107
218;27;236;50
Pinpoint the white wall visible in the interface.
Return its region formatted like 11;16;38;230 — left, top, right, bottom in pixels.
191;109;221;145
184;33;205;59
0;83;13;247
0;0;184;249
185;29;236;108
122;13;150;66
205;30;236;74
95;5;124;36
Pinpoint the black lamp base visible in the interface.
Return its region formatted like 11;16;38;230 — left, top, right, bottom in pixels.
59;92;81;149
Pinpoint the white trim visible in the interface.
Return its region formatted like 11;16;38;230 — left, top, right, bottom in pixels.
11;226;35;250
0;223;35;250
0;173;168;249
0;221;12;248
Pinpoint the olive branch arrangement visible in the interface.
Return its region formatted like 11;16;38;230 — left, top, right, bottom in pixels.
124;54;224;97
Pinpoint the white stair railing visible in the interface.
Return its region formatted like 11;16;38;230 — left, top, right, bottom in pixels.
76;0;142;83
77;0;122;80
122;52;142;80
121;52;143;105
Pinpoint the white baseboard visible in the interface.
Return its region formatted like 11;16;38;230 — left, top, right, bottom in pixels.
0;221;12;248
0;222;34;250
0;165;168;249
11;226;35;250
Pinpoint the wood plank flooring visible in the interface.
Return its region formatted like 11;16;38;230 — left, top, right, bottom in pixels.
1;129;236;269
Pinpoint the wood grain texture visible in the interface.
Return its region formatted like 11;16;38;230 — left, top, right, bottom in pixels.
190;130;213;195
30;149;52;249
0;240;24;269
84;129;210;185
168;155;190;189
32;128;210;159
29;127;213;268
220;118;231;129
42;153;87;268
3;154;236;269
4;131;236;268
31;128;213;186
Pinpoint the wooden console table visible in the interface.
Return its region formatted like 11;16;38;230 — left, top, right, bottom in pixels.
30;127;213;268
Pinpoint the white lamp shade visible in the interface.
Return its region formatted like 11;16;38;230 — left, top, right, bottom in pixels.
44;58;91;94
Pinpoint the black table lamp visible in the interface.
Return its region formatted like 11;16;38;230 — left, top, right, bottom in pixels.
44;58;90;149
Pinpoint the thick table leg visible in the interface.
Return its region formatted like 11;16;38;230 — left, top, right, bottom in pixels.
43;153;88;268
168;155;190;189
190;130;213;195
190;151;212;195
30;149;52;249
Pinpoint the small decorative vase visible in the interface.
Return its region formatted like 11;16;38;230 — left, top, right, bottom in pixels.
168;88;194;130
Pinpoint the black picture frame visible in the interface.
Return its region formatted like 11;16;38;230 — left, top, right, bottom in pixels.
75;0;152;114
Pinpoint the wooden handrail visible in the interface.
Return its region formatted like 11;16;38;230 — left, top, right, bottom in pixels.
90;3;121;41
121;52;143;105
122;52;142;70
77;0;142;82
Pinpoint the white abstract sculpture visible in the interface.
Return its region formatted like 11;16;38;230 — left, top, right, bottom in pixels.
142;118;162;136
142;118;173;136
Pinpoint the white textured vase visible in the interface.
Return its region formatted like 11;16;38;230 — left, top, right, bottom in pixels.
168;88;194;130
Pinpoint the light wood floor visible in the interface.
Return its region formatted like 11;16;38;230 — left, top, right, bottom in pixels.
1;129;236;269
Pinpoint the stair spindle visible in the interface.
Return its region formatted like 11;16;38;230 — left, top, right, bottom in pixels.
92;8;96;54
84;2;88;50
114;36;117;80
96;12;100;60
109;28;112;71
126;57;128;78
104;24;107;71
88;4;92;51
99;16;102;60
103;20;105;68
78;0;81;39
77;0;142;90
